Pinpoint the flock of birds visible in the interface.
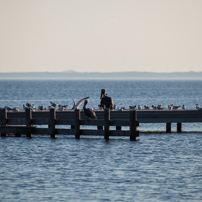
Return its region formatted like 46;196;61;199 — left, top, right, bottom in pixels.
1;89;202;120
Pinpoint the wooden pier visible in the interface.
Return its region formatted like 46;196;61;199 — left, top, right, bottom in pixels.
0;108;202;140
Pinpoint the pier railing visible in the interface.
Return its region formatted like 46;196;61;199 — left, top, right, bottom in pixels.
0;108;139;140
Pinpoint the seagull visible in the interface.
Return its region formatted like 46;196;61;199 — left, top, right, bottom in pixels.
83;100;97;119
152;105;157;109
50;101;58;108
58;105;68;111
138;105;142;110
168;105;173;110
144;105;150;110
26;102;35;109
72;97;89;110
157;105;164;110
182;104;186;110
12;107;20;111
38;105;46;111
171;104;180;110
112;105;116;109
129;105;136;109
4;106;13;111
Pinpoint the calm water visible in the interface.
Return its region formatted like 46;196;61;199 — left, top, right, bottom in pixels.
0;80;202;201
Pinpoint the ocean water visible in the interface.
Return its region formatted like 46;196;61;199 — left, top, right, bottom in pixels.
0;80;202;201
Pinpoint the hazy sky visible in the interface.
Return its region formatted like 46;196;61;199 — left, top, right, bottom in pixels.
0;0;202;73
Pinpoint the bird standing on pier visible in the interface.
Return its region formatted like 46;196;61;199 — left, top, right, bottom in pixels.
171;104;180;110
129;105;136;109
182;104;186;110
26;102;34;108
72;97;89;110
83;100;97;119
99;89;114;109
38;106;46;111
168;105;173;110
196;104;200;109
157;105;164;110
144;105;150;110
50;101;58;108
138;105;142;110
152;105;157;109
58;105;68;111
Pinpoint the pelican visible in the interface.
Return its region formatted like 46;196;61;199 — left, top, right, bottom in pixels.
99;89;114;109
83;100;97;119
144;105;150;110
72;97;89;110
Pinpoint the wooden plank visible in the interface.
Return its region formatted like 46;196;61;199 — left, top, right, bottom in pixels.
109;130;130;136
80;129;104;136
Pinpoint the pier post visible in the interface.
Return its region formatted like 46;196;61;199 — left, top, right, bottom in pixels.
49;108;56;139
0;109;8;137
25;108;32;138
130;110;139;141
104;109;110;140
116;126;121;130
97;126;103;130
166;123;171;133
177;123;182;133
74;109;80;139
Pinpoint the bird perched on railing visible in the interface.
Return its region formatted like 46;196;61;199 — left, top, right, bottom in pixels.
152;105;157;109
99;89;114;110
168;105;173;110
4;106;13;111
38;105;46;111
138;105;142;110
157;105;164;110
50;101;58;108
58;105;68;111
83;100;97;119
26;102;34;109
182;104;186;110
196;104;202;110
171;104;180;110
144;105;150;110
129;105;136;109
72;97;89;110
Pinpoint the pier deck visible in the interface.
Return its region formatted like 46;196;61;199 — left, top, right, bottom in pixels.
0;109;202;140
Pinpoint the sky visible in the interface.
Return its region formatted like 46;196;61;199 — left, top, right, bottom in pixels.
0;0;202;73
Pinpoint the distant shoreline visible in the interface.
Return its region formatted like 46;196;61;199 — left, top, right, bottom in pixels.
0;71;202;80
